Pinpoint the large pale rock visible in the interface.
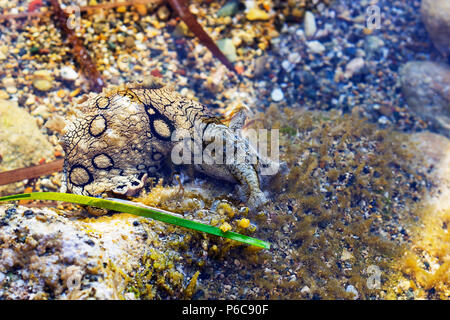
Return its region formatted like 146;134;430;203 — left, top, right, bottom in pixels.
0;99;54;195
0;207;155;299
399;61;450;137
0;185;231;300
421;0;450;57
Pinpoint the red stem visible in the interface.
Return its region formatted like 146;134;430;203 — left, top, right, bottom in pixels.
49;0;105;92
0;159;64;186
166;0;236;73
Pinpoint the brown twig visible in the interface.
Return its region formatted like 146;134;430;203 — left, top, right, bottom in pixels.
49;0;106;93
0;159;64;186
166;0;236;73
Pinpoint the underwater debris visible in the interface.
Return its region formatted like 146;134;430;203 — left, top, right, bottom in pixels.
184;270;200;299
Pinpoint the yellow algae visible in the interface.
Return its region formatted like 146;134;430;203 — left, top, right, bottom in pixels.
220;222;232;233
217;202;235;218
184;271;200;299
386;133;450;299
237;218;251;228
395;203;450;298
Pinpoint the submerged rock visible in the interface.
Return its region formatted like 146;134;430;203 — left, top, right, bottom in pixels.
421;0;450;57
0;99;53;195
399;61;450;137
0;206;168;299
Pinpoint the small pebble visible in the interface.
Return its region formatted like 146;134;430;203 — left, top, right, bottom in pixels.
44;115;67;133
125;36;135;49
345;57;365;78
157;5;170;21
271;88;284;102
134;4;147;16
282;60;294;72
33;79;52;92
246;8;270;21
300;286;310;295
117;55;130;72
116;6;127;13
60;66;78;81
25;95;36;105
307;41;325;54
253;55;267;78
364;36;384;59
40;178;57;190
288;52;301;64
304;11;317;38
378;116;390;125
217;38;237;62
2;77;17;94
217;0;239;17
23;210;34;218
0;90;9;99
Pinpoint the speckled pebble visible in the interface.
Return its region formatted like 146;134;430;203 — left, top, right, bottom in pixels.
60;66;78;81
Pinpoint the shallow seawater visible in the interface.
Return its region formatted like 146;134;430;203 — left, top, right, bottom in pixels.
0;0;449;300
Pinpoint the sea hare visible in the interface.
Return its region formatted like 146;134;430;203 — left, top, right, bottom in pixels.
60;79;279;209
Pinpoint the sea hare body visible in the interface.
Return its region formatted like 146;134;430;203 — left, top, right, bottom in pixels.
60;79;275;209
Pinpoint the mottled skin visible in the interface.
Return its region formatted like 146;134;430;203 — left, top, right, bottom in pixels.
60;79;273;209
